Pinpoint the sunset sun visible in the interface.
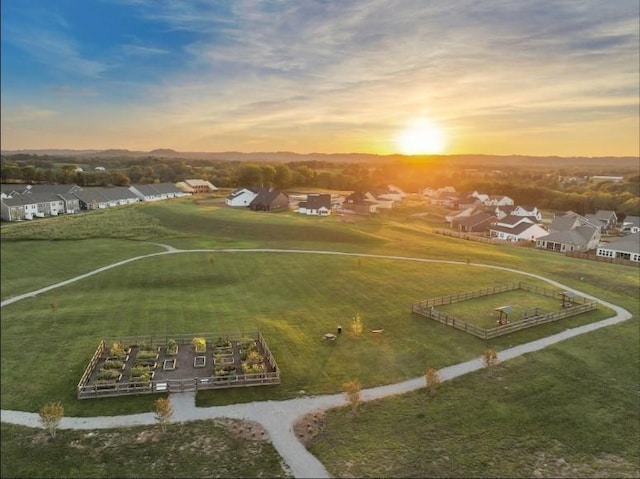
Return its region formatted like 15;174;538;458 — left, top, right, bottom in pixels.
395;118;447;155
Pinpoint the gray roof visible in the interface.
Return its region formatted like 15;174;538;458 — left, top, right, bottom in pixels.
300;194;332;210
599;232;640;254
150;183;182;194
26;184;82;195
622;216;640;227
0;184;30;196
1;192;63;206
73;189;110;204
490;222;537;235
130;184;160;196
538;226;598;246
98;187;139;201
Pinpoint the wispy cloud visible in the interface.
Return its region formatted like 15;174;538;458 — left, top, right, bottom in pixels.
2;0;638;154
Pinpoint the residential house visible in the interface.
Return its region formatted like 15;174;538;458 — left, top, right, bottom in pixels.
148;183;184;199
493;204;516;219
374;185;405;202
1;195;40;221
511;205;542;221
446;205;485;225
249;188;289;212
0;192;66;221
430;191;459;207
344;191;381;214
452;212;496;233
535;212;601;252
226;187;259;207
590;210;617;232
621;216;640;234
456;192;482;210
596;232;640;262
482;195;515;207
297;194;332;216
73;189;111;210
489;215;548;242
128;183;182;202
422;186;455;197
183;179;217;194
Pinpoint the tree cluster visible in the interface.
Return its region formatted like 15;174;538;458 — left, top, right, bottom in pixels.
1;154;637;216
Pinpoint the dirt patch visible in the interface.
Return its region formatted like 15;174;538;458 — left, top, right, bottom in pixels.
292;411;326;446
217;418;270;442
531;450;639;478
135;429;163;444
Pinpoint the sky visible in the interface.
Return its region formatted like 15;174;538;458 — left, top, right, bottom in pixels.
1;0;639;156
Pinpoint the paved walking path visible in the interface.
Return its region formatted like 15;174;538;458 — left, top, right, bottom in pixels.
0;246;633;478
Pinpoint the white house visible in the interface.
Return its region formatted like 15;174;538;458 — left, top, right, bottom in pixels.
483;195;515;207
511;205;542;221
596;232;640;262
297;194;332;216
621;216;640;234
226;187;258;207
490;215;548;242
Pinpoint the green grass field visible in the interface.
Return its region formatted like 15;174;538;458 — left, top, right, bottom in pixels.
1;198;638;477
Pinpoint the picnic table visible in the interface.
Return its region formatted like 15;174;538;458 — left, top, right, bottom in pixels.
323;333;337;341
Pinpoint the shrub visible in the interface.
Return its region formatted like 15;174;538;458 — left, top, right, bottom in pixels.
103;360;124;370
136;350;157;360
192;337;206;352
214;337;231;348
97;369;121;380
131;365;151;377
109;342;126;359
242;363;264;374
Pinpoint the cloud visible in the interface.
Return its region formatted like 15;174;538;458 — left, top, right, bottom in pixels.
3;24;109;78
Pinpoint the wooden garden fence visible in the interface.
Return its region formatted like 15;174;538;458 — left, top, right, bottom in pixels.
77;331;280;400
412;282;598;340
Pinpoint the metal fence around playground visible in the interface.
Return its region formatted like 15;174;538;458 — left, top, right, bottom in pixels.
412;282;598;340
77;331;280;400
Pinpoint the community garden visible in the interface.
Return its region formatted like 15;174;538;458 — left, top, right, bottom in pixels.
1;198;638;477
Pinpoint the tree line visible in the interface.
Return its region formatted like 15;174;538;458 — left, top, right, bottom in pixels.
1;154;638;216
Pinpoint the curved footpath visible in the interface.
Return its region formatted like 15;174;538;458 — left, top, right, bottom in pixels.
0;246;634;478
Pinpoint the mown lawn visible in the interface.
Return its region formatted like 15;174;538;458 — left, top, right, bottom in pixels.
1;199;638;478
309;318;640;478
6;251;609;416
0;239;162;300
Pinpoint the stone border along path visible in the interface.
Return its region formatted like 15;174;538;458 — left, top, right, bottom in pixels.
0;245;633;478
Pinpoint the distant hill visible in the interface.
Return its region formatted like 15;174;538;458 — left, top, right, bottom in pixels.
1;148;638;169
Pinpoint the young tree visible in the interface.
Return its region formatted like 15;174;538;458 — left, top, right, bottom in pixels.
482;348;500;376
425;367;441;397
153;397;173;433
343;380;362;415
39;401;64;439
49;300;58;325
351;313;364;336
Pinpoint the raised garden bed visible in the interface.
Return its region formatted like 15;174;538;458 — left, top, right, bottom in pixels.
194;355;207;368
77;332;280;399
163;358;177;371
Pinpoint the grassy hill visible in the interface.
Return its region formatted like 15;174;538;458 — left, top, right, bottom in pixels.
1;197;637;477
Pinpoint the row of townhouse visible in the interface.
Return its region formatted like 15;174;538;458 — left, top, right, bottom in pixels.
0;183;188;221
